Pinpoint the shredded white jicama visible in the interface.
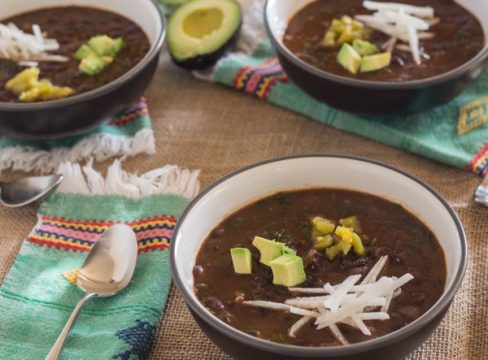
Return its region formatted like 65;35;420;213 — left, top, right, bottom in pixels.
0;22;68;66
355;1;438;65
241;256;414;344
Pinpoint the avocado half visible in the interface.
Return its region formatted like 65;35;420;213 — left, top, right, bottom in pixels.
167;0;242;70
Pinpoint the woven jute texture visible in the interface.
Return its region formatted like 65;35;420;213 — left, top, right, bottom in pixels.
0;53;486;359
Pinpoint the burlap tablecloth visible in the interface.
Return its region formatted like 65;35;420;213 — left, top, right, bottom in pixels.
0;53;486;359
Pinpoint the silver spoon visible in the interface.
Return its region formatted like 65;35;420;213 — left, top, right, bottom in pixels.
0;174;63;208
44;224;138;360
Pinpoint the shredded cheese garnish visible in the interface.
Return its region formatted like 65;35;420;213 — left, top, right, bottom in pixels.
355;1;438;65
242;256;414;344
0;23;68;66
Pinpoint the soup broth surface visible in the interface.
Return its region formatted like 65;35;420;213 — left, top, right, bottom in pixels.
283;0;485;82
0;6;150;102
194;189;446;346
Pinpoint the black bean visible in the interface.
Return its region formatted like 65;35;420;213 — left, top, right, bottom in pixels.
352;257;370;267
398;305;420;319
192;265;204;278
205;296;225;310
350;265;369;275
411;292;427;305
392;255;405;265
251;276;268;287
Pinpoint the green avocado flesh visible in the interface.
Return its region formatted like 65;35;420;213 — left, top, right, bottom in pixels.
167;0;241;65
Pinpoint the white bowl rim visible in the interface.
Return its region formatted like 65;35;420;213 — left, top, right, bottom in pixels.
170;154;467;357
0;0;165;110
264;0;488;90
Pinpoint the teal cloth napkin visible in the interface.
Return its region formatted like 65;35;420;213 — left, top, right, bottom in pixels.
212;41;488;176
0;161;200;359
0;98;155;174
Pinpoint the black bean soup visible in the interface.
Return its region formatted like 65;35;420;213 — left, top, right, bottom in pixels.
284;0;485;82
0;6;150;102
194;189;446;346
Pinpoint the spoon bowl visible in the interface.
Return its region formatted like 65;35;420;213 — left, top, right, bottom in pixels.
45;223;138;360
0;174;63;207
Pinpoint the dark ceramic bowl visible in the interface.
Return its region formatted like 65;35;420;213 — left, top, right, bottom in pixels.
0;0;165;139
264;0;488;115
171;155;467;360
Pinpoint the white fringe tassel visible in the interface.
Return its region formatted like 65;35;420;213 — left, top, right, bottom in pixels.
0;128;155;174
57;160;200;200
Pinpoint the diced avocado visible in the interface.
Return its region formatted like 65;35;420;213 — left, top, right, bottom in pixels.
353;39;379;56
74;44;96;60
313;234;334;250
339;216;361;233
79;54;106;76
113;38;125;54
87;35;125;57
269;254;306;287
312;216;335;235
337;43;361;74
360;52;391;73
252;236;284;266
251;236;295;266
351;233;366;256
6;67;40;94
230;248;252;274
167;0;242;69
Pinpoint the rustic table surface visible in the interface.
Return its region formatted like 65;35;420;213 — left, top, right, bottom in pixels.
0;53;486;359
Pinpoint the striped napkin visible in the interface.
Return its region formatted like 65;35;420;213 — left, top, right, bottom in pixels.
0;98;155;174
196;0;488;176
0;160;200;359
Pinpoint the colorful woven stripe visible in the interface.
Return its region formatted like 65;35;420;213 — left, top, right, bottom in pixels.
469;143;488;176
109;97;149;127
28;215;177;253
232;57;288;100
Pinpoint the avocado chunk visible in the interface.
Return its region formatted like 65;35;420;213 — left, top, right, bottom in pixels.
337;43;362;74
269;254;306;287
87;35;125;57
353;39;379;56
74;44;96;60
79;54;107;76
230;248;252;274
252;236;283;266
167;0;242;69
360;52;392;73
75;35;125;75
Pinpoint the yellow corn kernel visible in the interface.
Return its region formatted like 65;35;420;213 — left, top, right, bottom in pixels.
322;30;337;47
325;245;341;260
337;28;355;45
314;234;334;250
335;226;353;242
6;67;40;94
339;216;361;233
341;15;353;25
351;233;366;256
330;19;344;33
312;216;336;234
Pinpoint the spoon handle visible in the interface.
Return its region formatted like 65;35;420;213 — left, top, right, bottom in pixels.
44;293;96;360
